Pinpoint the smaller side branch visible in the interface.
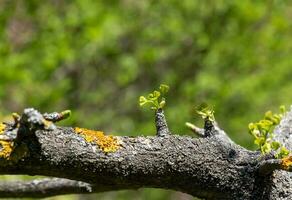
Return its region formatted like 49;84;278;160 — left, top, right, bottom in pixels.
186;120;231;140
0;178;93;198
204;120;216;137
155;108;170;136
185;122;205;137
258;159;282;176
258;155;292;176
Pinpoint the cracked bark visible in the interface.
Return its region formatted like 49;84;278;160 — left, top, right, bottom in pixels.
0;108;291;199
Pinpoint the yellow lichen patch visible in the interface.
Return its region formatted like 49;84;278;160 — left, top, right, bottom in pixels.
74;127;120;153
0;140;13;159
0;123;14;160
43;119;53;129
281;155;292;170
0;123;6;134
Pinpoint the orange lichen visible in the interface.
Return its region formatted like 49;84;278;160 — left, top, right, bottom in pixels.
0;123;14;159
0;123;6;134
0;120;27;162
0;140;13;159
74;127;120;153
281;155;292;170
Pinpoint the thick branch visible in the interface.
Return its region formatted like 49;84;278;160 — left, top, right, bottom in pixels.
0;108;291;199
0;127;260;199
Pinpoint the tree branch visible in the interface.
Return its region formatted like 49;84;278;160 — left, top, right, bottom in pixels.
0;107;290;199
0;178;93;198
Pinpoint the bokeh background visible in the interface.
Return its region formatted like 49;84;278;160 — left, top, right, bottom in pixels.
1;0;292;199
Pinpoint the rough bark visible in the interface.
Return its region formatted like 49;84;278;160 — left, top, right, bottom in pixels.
0;107;291;199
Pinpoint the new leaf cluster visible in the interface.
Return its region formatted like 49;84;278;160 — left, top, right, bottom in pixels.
196;103;215;122
248;106;290;158
139;84;169;111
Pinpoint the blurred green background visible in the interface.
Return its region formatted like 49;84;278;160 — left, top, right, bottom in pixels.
1;0;292;199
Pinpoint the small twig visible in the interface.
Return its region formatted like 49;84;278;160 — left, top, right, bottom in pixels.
20;108;56;132
185;122;205;137
155;108;170;137
43;110;71;123
204;120;216;137
0;178;93;198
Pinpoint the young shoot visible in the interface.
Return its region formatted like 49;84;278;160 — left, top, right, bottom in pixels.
196;103;215;122
139;84;169;111
248;105;290;158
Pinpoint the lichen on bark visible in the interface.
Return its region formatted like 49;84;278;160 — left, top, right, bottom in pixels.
74;127;120;153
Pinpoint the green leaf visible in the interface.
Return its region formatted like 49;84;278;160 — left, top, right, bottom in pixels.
250;129;260;137
139;83;170;111
264;111;273;120
261;142;271;154
147;93;155;99
271;141;280;150
254;137;265;146
248;123;255;131
159;100;166;108
153;90;161;98
271;114;281;125
276;146;290;158
139;96;147;106
248;106;289;157
159;84;169;94
280;105;286;114
196;103;215;121
258;120;273;132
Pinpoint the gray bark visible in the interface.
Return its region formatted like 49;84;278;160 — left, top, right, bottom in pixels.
0;178;93;198
0;108;291;199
